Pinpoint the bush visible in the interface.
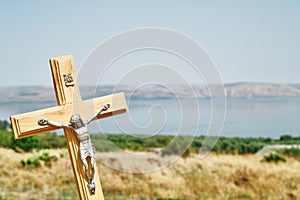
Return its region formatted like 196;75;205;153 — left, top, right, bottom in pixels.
9;131;66;152
0;130;12;148
21;152;58;168
39;152;58;167
21;157;40;168
11;135;39;152
281;148;300;159
262;151;286;163
280;135;293;141
0;120;10;130
37;132;66;149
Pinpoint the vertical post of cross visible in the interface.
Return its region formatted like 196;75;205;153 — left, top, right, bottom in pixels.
49;56;104;199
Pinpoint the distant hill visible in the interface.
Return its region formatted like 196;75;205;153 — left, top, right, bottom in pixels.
225;82;300;98
0;86;55;103
1;83;300;103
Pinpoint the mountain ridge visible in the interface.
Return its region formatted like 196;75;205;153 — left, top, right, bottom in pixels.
1;82;300;103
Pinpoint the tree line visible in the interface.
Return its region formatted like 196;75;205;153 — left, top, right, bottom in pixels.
1;119;300;157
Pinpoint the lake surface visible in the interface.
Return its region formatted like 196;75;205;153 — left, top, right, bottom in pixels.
1;97;300;138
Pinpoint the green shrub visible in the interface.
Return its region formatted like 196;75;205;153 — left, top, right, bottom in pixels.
21;152;58;168
262;151;286;163
39;152;57;161
0;120;10;130
37;132;66;149
281;148;300;159
12;135;39;152
10;131;66;152
0;130;12;148
21;157;40;167
39;152;58;167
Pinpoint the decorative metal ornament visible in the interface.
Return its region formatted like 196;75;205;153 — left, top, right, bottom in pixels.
63;73;75;87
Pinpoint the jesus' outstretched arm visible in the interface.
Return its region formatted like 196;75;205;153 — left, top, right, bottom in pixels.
38;119;72;130
86;103;110;124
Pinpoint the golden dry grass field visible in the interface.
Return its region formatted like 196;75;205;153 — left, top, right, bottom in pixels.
0;148;300;200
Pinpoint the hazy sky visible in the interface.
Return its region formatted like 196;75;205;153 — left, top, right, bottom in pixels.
0;1;299;86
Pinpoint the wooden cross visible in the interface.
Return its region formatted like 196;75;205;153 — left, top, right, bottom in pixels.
10;55;128;200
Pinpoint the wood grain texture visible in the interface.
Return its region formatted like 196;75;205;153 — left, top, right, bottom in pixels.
10;93;127;139
50;56;104;200
49;55;81;105
10;56;128;200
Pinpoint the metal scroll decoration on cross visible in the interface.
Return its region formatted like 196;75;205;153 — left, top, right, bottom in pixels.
63;73;75;87
38;103;110;195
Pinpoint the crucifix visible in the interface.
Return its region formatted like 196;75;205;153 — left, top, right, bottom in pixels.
10;55;128;200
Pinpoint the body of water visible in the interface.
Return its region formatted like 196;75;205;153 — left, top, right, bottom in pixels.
2;97;300;138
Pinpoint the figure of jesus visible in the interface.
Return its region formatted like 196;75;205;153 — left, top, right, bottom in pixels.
38;103;110;194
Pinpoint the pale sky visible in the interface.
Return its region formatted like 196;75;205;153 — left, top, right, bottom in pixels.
0;1;299;86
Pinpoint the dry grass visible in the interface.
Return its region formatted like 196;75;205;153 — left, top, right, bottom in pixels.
0;148;76;200
0;148;300;199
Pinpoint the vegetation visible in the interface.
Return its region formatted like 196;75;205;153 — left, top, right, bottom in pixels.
1;120;300;199
1;125;300;156
2;148;300;199
281;148;300;160
0;119;10;130
0;129;66;152
1;119;300;158
262;151;286;163
21;156;41;167
90;134;300;156
21;152;58;168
